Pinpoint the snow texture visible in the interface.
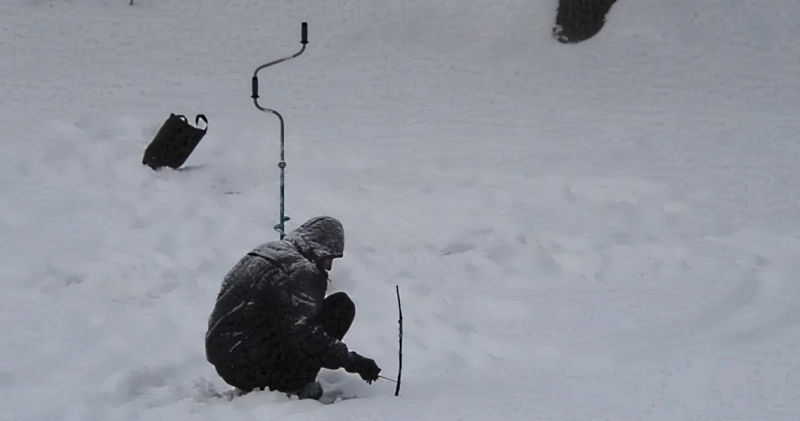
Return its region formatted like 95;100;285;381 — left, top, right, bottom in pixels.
2;0;800;420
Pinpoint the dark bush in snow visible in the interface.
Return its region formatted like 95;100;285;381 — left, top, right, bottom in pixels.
553;0;618;44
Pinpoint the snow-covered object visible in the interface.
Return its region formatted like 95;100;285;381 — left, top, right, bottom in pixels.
205;217;351;393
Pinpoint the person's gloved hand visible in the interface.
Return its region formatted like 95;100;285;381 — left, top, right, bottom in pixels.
346;352;381;384
358;357;381;384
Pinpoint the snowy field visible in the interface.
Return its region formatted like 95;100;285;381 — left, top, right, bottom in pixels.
2;0;800;419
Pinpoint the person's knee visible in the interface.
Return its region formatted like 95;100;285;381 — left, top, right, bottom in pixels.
326;291;355;312
323;292;356;339
325;292;356;324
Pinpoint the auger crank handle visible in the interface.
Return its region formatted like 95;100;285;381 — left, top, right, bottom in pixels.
251;22;308;101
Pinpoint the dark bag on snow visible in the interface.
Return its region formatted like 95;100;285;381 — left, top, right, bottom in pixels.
142;113;208;170
553;0;617;44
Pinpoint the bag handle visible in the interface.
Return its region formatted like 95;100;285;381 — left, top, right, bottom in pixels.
195;114;208;131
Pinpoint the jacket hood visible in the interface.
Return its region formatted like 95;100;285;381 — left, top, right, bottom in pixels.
285;216;345;263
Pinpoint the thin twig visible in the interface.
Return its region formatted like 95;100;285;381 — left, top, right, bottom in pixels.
379;375;397;383
395;285;403;396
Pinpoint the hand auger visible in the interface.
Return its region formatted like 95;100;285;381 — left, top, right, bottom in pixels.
251;22;309;239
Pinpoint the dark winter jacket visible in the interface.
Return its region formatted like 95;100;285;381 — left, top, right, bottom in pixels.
205;216;351;377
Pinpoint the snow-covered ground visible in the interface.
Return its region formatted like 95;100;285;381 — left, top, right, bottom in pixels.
2;0;800;419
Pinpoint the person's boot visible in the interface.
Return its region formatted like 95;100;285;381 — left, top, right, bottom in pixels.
293;381;323;400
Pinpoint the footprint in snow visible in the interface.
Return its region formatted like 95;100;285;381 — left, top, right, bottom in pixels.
441;242;476;256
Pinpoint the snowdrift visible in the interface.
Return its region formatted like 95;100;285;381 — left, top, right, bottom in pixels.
2;0;800;420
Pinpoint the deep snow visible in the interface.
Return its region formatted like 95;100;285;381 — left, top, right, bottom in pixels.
2;0;800;420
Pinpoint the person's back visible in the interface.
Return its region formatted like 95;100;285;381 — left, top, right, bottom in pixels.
204;216;381;399
205;239;298;374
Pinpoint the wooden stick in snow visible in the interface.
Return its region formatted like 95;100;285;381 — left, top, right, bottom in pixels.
395;284;403;396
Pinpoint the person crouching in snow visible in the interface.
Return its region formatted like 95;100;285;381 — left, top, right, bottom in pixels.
205;216;381;400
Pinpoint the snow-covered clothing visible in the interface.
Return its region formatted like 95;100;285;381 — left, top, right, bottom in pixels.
204;216;379;395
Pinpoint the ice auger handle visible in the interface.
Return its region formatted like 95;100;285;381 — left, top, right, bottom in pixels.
251;21;309;239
